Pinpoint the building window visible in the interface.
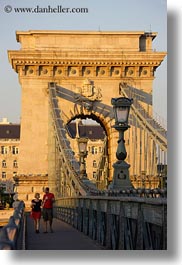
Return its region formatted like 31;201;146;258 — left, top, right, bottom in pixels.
91;146;94;154
93;172;97;179
13;160;18;168
13;172;17;177
99;147;103;153
2;160;6;168
12;146;18;154
93;160;97;168
1;146;8;154
2;172;6;179
91;146;97;154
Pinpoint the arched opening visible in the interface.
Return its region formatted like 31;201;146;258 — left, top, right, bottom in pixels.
66;114;110;189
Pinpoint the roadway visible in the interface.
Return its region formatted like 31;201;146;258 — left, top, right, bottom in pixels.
26;213;104;250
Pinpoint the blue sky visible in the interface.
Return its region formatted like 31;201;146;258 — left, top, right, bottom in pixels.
0;0;167;124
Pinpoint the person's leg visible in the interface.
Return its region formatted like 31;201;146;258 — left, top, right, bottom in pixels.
36;211;41;232
33;219;36;232
43;209;48;233
35;220;37;231
44;220;48;233
36;219;40;233
49;219;53;232
48;209;53;232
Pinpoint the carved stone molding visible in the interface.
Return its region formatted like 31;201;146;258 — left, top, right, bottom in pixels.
8;50;166;73
14;64;157;79
10;58;163;68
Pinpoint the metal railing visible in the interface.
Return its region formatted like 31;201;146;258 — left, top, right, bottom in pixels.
54;192;167;250
0;201;25;250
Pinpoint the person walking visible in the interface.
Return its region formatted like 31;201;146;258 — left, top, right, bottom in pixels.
30;193;42;233
42;187;55;233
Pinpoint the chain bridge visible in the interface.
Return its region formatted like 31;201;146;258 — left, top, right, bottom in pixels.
48;81;167;196
5;30;167;250
41;80;167;250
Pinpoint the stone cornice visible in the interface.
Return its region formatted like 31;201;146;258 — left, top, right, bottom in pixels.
8;50;166;72
16;30;152;35
16;30;157;41
14;174;48;182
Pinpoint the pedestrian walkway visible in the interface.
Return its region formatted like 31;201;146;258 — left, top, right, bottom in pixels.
26;214;104;250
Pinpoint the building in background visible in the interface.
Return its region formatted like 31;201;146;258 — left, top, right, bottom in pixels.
0;118;20;206
66;120;109;189
0;117;108;204
0;118;20;184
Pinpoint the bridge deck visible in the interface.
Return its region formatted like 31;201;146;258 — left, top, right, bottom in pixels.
26;214;103;250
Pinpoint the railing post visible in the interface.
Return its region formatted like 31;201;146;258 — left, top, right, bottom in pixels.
136;202;144;249
73;205;78;229
77;199;83;231
96;199;101;243
88;199;93;238
3;216;18;249
82;199;87;234
105;200;112;249
0;228;14;250
0;200;25;250
118;201;125;249
163;203;167;249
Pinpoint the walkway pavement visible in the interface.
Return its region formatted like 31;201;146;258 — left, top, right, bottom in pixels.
26;214;104;250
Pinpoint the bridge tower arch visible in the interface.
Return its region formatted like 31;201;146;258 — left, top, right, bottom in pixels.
8;30;166;202
59;105;114;185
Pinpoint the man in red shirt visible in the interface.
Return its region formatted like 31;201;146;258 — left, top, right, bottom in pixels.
42;187;55;233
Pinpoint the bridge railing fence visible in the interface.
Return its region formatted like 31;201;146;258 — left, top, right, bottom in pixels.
54;195;167;250
0;201;25;250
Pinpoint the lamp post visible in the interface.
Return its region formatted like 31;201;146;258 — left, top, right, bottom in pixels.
77;137;88;179
110;97;133;190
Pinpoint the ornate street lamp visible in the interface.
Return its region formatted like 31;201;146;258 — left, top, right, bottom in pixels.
77;137;88;179
110;97;133;189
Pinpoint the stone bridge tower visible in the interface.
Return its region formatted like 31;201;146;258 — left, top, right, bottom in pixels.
8;30;166;201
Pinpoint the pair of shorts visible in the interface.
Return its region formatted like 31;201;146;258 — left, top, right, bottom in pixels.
31;211;41;220
42;208;53;221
